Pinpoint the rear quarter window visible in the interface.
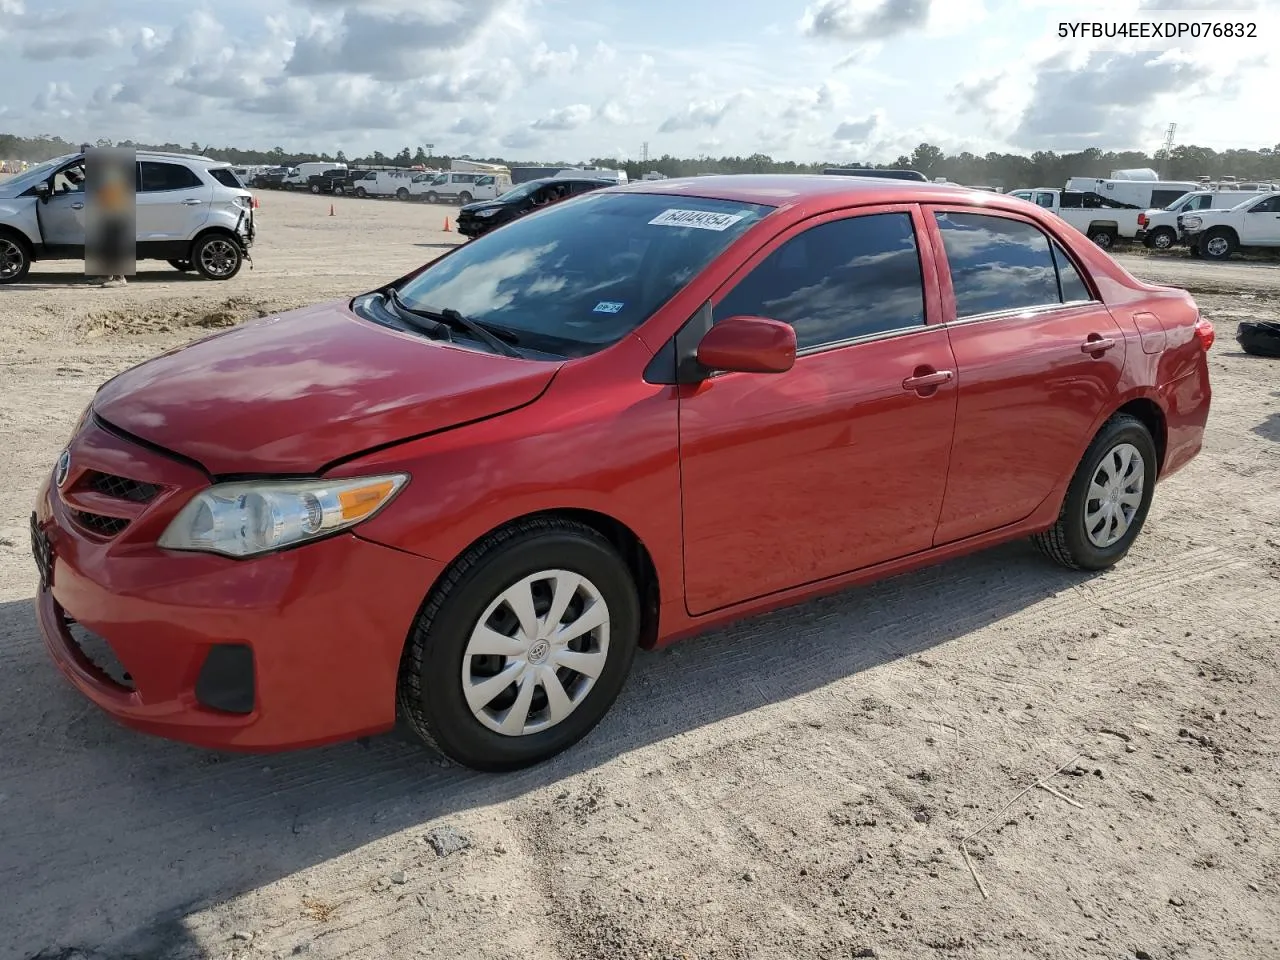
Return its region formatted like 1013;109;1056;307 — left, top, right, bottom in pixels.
208;168;242;188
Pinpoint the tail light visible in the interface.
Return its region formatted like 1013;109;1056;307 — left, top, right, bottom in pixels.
1137;213;1147;227
1194;314;1215;351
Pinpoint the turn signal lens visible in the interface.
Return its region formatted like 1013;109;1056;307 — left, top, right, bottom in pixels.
1194;315;1215;352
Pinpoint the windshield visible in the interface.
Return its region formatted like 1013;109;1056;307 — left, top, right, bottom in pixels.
495;181;540;202
394;191;774;358
0;155;76;194
1164;192;1198;211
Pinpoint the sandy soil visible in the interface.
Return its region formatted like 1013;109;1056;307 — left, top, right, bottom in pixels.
1;190;1278;960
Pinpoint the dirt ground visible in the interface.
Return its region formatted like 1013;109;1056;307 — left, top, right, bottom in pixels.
1;190;1278;960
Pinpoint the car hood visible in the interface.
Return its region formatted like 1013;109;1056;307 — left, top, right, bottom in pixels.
459;201;504;214
92;299;560;475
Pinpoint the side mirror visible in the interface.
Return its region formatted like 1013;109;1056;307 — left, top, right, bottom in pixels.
35;182;50;202
695;315;797;374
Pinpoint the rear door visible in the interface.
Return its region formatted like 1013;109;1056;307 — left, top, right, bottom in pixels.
136;160;212;243
924;207;1127;545
679;205;959;615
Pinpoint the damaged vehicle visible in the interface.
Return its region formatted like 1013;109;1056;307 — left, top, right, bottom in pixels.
0;150;255;283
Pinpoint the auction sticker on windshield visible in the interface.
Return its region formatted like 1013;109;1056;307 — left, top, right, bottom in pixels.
649;209;745;231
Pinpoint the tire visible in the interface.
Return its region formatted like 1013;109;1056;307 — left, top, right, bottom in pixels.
426;191;439;204
1200;229;1236;261
1237;320;1280;358
191;234;244;281
167;259;193;272
397;517;640;771
0;231;32;284
458;192;473;205
310;183;321;194
355;187;367;198
1033;413;1158;571
1087;228;1115;250
1144;227;1176;251
396;187;410;201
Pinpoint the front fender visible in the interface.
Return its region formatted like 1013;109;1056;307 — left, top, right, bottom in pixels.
0;198;42;247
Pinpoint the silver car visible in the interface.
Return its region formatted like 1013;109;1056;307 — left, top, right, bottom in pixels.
0;150;256;283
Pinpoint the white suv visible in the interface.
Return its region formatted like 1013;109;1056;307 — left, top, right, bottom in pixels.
0;150;256;284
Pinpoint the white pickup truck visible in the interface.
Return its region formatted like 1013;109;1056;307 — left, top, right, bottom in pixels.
1006;188;1140;249
1136;188;1274;250
1176;193;1280;260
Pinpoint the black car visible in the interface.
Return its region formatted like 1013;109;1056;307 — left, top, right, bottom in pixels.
455;177;614;238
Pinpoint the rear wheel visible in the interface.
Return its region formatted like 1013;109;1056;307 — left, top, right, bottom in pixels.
1144;227;1176;250
192;234;243;281
310;183;321;194
1034;414;1157;571
1087;228;1115;250
396;187;410;201
458;191;473;205
397;517;640;771
0;232;32;284
426;191;439;204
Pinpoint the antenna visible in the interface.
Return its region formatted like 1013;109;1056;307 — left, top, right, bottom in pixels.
1159;123;1176;178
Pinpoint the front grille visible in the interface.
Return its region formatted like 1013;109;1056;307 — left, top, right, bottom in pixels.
71;510;130;537
66;621;134;691
87;471;160;503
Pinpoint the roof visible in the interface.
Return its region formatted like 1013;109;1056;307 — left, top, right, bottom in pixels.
615;173;987;208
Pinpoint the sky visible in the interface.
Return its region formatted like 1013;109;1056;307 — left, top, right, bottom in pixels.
0;0;1278;163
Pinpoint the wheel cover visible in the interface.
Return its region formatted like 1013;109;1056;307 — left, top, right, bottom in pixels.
1152;231;1173;249
461;569;610;737
1206;236;1229;257
199;239;239;277
1084;442;1145;548
0;238;25;279
1093;233;1112;248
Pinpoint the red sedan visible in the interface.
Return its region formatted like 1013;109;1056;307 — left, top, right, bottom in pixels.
31;176;1213;771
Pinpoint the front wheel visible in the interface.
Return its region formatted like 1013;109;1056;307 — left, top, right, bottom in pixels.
1200;229;1236;261
355;187;367;198
1033;413;1158;571
192;234;244;280
458;191;473;205
425;191;439;204
397;518;640;771
0;233;32;284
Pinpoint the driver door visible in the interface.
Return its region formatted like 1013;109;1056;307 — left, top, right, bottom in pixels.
37;159;88;251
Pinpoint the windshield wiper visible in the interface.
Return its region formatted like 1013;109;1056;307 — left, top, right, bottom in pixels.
382;287;522;359
382;287;449;339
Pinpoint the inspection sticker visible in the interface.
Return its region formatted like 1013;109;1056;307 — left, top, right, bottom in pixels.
593;301;625;314
648;208;745;231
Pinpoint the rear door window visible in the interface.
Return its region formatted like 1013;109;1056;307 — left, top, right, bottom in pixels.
934;211;1064;317
139;161;202;192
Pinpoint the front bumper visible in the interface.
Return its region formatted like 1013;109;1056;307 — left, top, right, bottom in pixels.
31;417;442;751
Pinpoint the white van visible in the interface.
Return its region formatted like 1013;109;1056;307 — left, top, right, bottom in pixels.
282;162;346;189
1064;176;1201;211
349;170;418;200
417;171;511;204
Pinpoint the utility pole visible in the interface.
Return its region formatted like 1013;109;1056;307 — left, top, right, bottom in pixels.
1159;123;1176;179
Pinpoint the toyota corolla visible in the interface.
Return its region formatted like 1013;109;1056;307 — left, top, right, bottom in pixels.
31;175;1213;771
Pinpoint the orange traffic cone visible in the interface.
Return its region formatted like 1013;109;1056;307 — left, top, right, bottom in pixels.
443;216;451;232
329;203;335;217
253;196;260;209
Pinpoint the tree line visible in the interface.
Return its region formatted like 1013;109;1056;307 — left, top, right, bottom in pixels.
3;131;1279;190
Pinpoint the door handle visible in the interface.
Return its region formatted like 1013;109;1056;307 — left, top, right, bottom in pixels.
1080;335;1116;354
902;369;953;391
70;202;84;210
181;198;203;205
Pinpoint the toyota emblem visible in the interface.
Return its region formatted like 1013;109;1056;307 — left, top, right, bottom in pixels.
54;449;71;488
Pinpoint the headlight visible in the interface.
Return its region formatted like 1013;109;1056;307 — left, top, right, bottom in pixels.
1181;215;1202;229
158;474;408;558
68;401;92;440
477;208;499;217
